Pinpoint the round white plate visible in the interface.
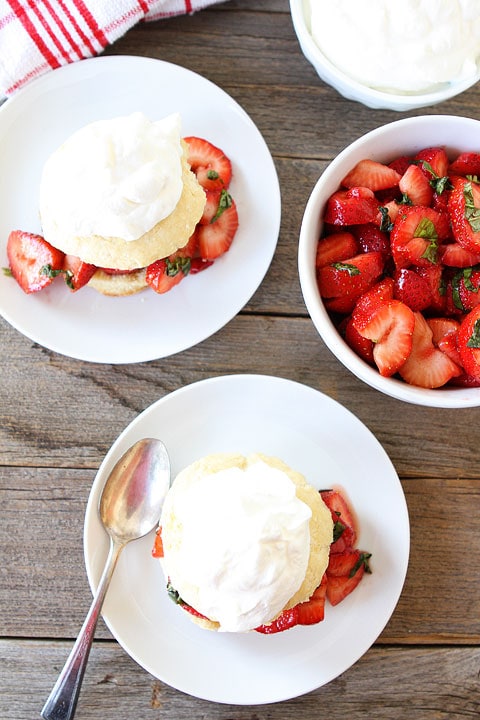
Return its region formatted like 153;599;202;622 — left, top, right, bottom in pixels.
0;56;280;363
84;374;409;705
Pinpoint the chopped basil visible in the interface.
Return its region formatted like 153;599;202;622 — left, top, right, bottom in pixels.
211;189;232;223
165;256;191;277
40;264;74;289
207;169;220;180
166;581;185;605
2;267;13;277
463;182;480;233
331;262;361;276
379;206;393;233
349;552;372;578
467;318;480;348
333;519;345;543
414;217;438;264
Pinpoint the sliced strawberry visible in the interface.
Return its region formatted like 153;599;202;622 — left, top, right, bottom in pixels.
6;230;65;294
393;267;432;312
343;316;374;364
350;277;395;329
296;575;328;625
388;155;414;176
184;136;232;190
416;265;446;313
320;489;356;553
351;223;390;258
415;147;449;185
448;176;480;253
427;317;463;367
398;164;433;206
449;152;480;177
254;607;298;634
326;551;371;606
197;195;238;260
145;257;189;294
398;312;462;388
390;206;447;269
355;299;415;377
63;254;97;291
440;242;480;268
324;187;379;226
316;251;384;303
457;305;480;381
327;548;368;577
341;159;401;191
315;232;359;268
452;267;480;311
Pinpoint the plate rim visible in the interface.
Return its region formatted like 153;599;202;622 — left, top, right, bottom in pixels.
83;373;410;704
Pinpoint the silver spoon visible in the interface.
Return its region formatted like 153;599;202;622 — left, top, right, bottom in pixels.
41;437;170;720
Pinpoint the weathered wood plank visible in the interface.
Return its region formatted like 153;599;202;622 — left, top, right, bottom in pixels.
1;640;479;720
1;466;479;642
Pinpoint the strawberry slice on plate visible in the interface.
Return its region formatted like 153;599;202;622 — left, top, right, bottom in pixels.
197;193;239;260
63;254;97;291
326;550;371;606
398;312;462;388
320;489;357;554
6;230;64;293
145;257;190;294
184;136;232;190
341;159;401;191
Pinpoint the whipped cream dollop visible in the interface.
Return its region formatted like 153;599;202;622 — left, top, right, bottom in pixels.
39;112;184;241
307;0;480;94
160;459;312;632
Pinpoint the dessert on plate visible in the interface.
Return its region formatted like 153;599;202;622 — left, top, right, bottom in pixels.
152;452;371;633
5;112;239;296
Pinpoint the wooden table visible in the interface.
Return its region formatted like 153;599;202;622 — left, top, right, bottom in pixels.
1;1;480;717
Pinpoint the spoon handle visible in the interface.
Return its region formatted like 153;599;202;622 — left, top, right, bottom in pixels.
41;538;125;720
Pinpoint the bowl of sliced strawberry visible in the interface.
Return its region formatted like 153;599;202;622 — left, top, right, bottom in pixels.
298;115;480;407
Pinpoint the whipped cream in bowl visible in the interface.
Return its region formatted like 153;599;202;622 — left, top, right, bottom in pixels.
39;112;184;242
290;0;480;110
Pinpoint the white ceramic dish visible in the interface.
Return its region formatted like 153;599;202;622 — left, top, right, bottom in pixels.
84;374;409;705
298;115;480;408
0;56;280;364
290;0;480;111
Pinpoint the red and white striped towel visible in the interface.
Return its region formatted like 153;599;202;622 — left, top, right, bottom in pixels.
0;0;225;97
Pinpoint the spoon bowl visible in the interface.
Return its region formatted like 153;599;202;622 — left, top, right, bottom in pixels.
41;437;170;720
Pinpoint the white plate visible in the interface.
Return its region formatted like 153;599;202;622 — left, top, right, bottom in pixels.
0;57;280;363
84;374;409;705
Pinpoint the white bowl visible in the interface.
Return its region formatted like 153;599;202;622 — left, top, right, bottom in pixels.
290;0;480;111
298;115;480;407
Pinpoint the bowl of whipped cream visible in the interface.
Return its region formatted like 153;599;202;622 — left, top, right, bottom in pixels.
290;0;480;111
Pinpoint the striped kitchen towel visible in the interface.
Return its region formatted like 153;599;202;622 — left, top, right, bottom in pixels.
0;0;226;97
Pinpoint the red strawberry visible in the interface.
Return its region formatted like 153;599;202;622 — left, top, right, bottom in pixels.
343;316;374;364
388;155;414;176
448;176;480;253
145;257;189;294
457;305;480;381
390;206;447;269
6;230;65;294
351;223;390;258
416;265;446;313
355;299;415;377
296;575;328;625
316;251;384;302
341;159;401;191
427;317;463;367
350;277;395;329
324;187;379;226
197;195;238;260
415;147;449;181
393;267;432;312
440;242;480;268
152;526;164;558
398;312;462;388
184;136;232;190
63;254;97;291
327;548;368;577
315;232;359;268
449;152;480;177
398;164;433;206
320;489;356;554
326;551;371;606
254;607;298;634
453;268;480;311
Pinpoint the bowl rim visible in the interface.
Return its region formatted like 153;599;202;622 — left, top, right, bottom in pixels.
289;0;480;111
298;115;480;407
